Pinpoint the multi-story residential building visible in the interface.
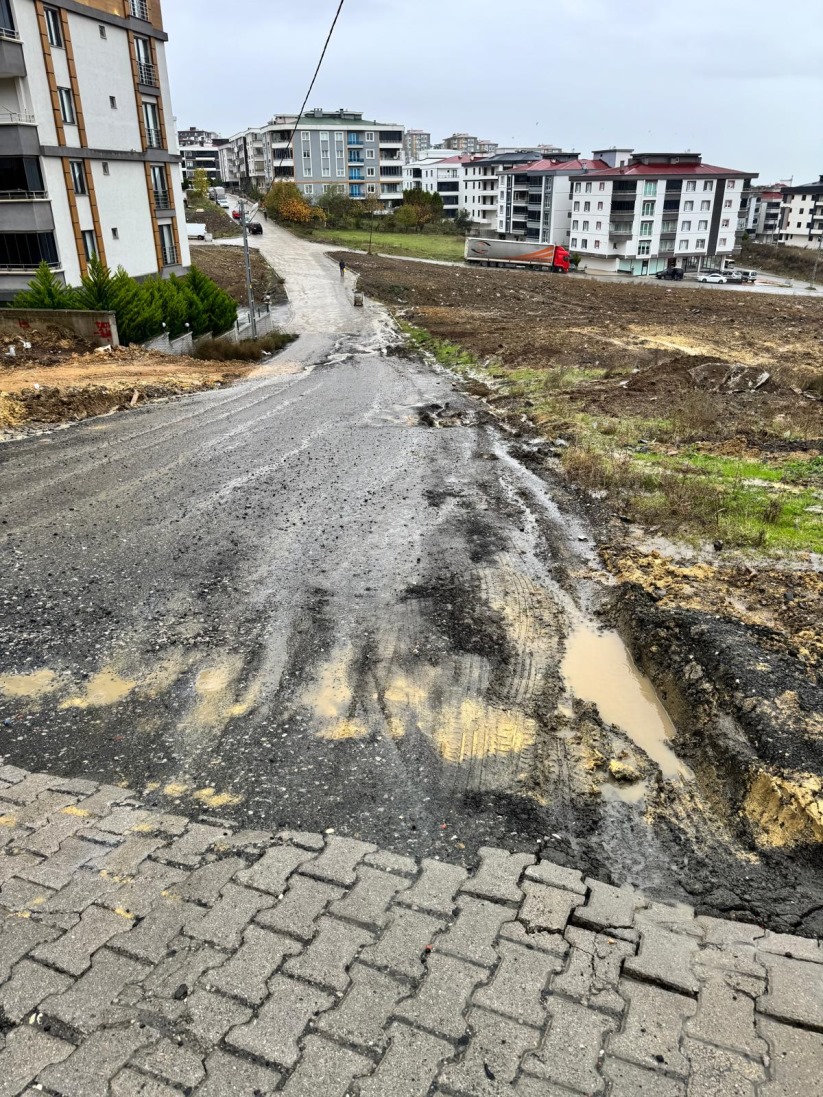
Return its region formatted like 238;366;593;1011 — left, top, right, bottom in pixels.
499;150;755;276
747;185;784;243
778;177;823;248
403;152;468;218
403;128;430;162
442;132;498;156
222;109;405;208
178;124;220;147
0;0;188;301
462;149;549;230
181;145;222;185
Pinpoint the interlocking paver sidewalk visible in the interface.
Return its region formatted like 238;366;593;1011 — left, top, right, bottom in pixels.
0;763;822;1096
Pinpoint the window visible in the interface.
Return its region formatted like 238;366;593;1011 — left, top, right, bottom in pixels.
570;237;577;247
301;131;310;142
584;182;592;192
319;132;329;141
366;183;377;194
661;220;677;233
641;201;655;216
322;165;331;177
703;181;713;191
597;201;603;211
365;132;374;142
698;220;708;231
580;238;588;248
102;162;110;176
572;220;579;230
109;96;117;109
69;160;86;195
582;221;589;231
698;200;710;212
683;200;694;211
574;183;581;192
336;168;344;177
695;238;706;248
82;230;97;261
679;240;689;250
719;237;727;246
111;227;119;239
45;7;63;47
99;25;107;38
644;181;657;196
721;219;730;228
686;180;696;191
594;240;600;249
335;132;343;142
681;220;692;231
58;88;75;125
366;167;376;177
727;180;735;189
637;241;650;255
304;184;313;195
365;149;375;159
724;199;733;208
596;221;602;230
640;220;653;236
573;201;580;212
599;182;606;191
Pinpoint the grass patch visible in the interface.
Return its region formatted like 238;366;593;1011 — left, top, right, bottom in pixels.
294;228;466;263
193;331;296;362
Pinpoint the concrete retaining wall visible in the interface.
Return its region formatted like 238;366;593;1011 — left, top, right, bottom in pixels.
1;309;120;348
141;306;273;356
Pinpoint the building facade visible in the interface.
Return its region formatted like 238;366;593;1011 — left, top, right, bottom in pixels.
0;0;189;301
442;132;498;156
221;109;405;208
746;185;783;243
178;124;218;147
403;152;467;218
462;150;550;230
498;150;755;276
181;144;223;184
778;178;823;248
403;128;430;162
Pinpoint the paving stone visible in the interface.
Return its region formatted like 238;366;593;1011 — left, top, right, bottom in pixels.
109;897;204;964
277;829;325;851
520;880;583;934
473;938;563;1025
299;835;377;887
0;875;54;912
140;941;227;1000
757;1016;823;1097
434;895;516;968
284;914;374;992
41;947;149;1033
280;1034;371;1097
226;973;333;1069
686;970;767;1056
360;906;445;979
92;808;154;835
317;962;408;1051
696;916;765;949
177;987;252;1044
154;823;225;866
523;996;616;1093
4;791;76;828
109;1068;180;1097
397;857;469;916
693;942;766;981
575;878;640;934
0;834;36;863
439;1007;542;1095
553;925;634;1016
165;856;245;905
74;786;143;817
682;1038;765;1096
757;953;823;1030
17;836;100;889
395;952;486;1038
94;835;166;877
460;846;535;904
235;843;315;894
0;1026;74;1096
197;1048;281;1096
100;860;189;919
500;919;577;954
359;1022;453;1097
330;865;411;928
215;828;272;852
624;924;700;995
38;1025;159;1097
1;772;66;803
364;849;418;876
255;874;343;941
601;1056;686;1096
42;867;123;913
186;883;271;949
635;900;700;936
19;810;94;856
0;852;43;886
208;924;301;1005
757;930;823;964
0;959;72;1022
0;765;28;784
608;980;696;1077
32;904;133;975
525;859;586;895
131;1036;206;1089
516;1077;597;1097
0;914;61;981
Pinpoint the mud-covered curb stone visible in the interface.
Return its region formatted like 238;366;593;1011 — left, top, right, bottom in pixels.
1;763;822;1095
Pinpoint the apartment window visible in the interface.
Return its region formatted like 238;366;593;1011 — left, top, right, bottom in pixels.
724;199;733;208
365;132;374;142
686;180;696;191
640;220;653;236
99;25;107;38
159;223;176;266
580;238;588;248
301;131;310;141
727;180;735;189
102;162;110;175
571;237;577;247
637;241;650;255
143;102;161;147
582;201;590;212
574;183;581;192
335;132;343;142
365;149;375;159
582;221;589;231
69;160;87;195
109;96;117;109
703;181;713;191
111;227;119;239
683;201;694;212
366;167;376;177
321;165;331;177
698;220;708;231
599;182;605;191
661;220;677;232
721;219;730;228
597;201;603;211
700;200;711;211
719;237;727;246
681;220;692;231
594;240;600;248
644;181;657;196
573;201;580;212
336;168;344;177
304;184;313;195
679;240;689;250
641;201;654;216
82;230;97;261
45;7;63;48
584;182;591;192
696;238;706;248
366;183;377;194
572;220;579;230
58;88;75;125
319;132;329;141
596;221;602;230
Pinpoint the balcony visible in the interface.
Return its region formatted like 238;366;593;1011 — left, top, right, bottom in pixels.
161;243;178;266
0;109;35;125
145;128;162;149
137;61;158;87
347;135;364;147
348;155;363;165
130;0;149;20
153;190;171;210
609;224;633;236
0;189;47;200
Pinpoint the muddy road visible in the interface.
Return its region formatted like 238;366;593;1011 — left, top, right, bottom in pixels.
1;226;821;935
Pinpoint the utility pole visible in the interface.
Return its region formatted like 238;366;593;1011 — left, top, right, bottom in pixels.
239;199;258;339
810;208;823;291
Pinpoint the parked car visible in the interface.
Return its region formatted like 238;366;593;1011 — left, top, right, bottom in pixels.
698;273;727;284
247;222;263;235
216;197;230;209
231;208;242;220
655;267;684;280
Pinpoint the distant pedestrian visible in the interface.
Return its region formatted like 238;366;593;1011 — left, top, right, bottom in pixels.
339;259;346;279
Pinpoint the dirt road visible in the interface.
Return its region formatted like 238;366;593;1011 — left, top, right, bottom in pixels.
1;224;821;935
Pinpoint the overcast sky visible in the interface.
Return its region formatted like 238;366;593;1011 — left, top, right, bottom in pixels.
164;0;822;184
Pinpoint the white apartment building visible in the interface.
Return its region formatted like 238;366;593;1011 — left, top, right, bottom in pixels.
222;109;405;208
747;185;784;243
778;178;823;248
498;150;755;276
403;150;468;217
0;0;189;301
403;128;430;162
463;150;551;230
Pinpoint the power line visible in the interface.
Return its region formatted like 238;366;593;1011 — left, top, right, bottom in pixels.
285;0;346;160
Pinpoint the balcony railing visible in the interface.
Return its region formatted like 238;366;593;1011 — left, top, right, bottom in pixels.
161;244;178;266
153;190;171;209
145;128;163;149
130;0;149;20
0;189;48;200
0;260;60;271
0;109;36;125
609;224;633;235
0;25;20;40
137;61;158;86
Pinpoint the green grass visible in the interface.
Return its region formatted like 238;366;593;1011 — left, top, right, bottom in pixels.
296;228;466;263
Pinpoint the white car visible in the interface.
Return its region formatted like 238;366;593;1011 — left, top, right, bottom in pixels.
698;273;727;284
216;197;230;209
